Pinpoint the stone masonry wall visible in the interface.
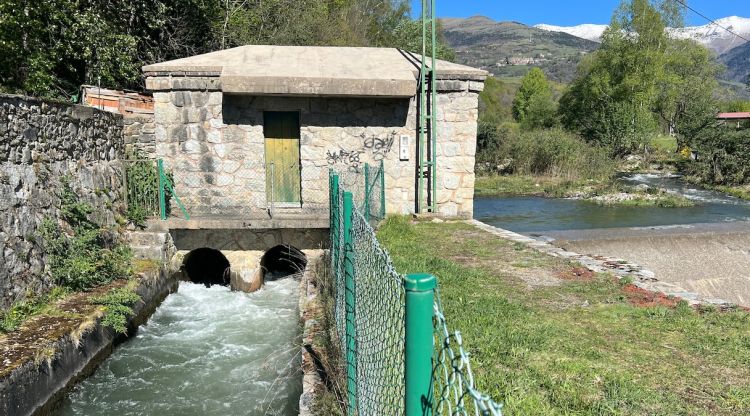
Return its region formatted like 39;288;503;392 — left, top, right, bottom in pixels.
148;78;481;218
0;94;124;309
123;115;156;158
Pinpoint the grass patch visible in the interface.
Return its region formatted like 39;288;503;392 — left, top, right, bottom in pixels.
378;217;750;415
705;184;750;201
133;258;160;274
0;287;69;333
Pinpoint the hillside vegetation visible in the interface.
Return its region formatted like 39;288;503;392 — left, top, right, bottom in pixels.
441;16;598;83
720;41;750;85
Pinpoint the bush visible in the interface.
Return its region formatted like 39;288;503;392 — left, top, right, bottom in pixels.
91;285;141;334
40;179;132;291
477;128;615;181
685;125;750;185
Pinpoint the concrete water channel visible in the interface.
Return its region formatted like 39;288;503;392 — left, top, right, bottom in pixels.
475;173;750;306
34;224;322;416
54;280;302;416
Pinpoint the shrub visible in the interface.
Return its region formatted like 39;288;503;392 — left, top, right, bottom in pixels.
684;124;750;185
40;180;132;291
91;285;141;334
478;128;616;181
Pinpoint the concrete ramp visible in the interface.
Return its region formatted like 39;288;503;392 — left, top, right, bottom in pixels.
549;224;750;306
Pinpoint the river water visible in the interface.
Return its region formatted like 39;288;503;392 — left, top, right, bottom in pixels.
56;279;302;416
475;174;750;233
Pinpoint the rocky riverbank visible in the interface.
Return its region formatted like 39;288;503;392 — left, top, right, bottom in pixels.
474;174;694;207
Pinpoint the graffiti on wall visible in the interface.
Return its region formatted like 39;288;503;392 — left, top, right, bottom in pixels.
326;149;364;172
326;131;397;172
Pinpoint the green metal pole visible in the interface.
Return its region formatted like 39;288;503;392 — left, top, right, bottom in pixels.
430;0;438;213
332;173;340;278
329;169;334;229
418;0;428;214
157;159;166;220
343;191;357;415
364;163;370;222
380;159;386;219
404;273;436;416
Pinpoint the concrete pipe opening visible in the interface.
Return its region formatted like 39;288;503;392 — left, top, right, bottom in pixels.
183;247;230;287
260;245;307;281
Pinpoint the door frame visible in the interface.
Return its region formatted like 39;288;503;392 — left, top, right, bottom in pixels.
263;110;302;207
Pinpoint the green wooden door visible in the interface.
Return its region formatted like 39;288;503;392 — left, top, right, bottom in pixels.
264;112;301;204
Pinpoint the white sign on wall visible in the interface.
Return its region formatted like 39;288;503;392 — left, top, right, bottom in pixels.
399;135;410;161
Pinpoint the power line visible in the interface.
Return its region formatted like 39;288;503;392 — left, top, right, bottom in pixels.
674;0;750;43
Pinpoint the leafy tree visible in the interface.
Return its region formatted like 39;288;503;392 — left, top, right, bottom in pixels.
512;68;556;129
721;100;750;113
478;76;515;125
0;0;451;98
559;0;719;156
655;39;721;148
387;18;455;61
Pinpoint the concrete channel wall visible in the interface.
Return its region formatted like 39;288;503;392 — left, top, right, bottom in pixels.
0;266;177;416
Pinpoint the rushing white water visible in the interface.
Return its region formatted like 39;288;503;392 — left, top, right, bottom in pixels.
620;173;750;205
56;279;302;416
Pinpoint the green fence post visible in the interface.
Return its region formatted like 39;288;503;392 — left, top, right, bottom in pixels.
379;159;385;219
404;273;436;416
343;191;357;415
329;169;334;229
364;163;370;222
157;159;166;220
331;173;340;277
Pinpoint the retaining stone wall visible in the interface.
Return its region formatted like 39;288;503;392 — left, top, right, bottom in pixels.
146;78;481;218
0;94;125;310
123;115;156;158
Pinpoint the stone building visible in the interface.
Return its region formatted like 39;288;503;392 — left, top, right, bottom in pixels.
141;45;487;218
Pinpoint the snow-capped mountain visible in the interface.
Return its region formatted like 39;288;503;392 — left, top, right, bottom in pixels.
534;23;607;43
669;16;750;54
535;16;750;54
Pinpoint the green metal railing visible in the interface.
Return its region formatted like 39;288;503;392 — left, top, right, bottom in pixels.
329;171;503;416
123;158;189;221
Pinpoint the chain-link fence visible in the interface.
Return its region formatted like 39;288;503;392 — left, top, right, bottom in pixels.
124;159;389;220
329;170;503;416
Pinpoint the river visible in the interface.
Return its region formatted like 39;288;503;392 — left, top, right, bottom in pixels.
475;173;750;233
55;279;302;416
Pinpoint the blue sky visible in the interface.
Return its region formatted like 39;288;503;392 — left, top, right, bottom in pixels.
411;0;749;26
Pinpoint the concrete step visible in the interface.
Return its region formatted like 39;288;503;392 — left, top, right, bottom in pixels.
127;231;168;246
130;244;166;261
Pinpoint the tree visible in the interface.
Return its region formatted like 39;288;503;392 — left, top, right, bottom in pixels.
512;68;556;129
559;0;718;156
0;0;448;98
655;39;721;148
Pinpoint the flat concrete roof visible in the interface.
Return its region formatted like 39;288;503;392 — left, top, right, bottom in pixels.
142;45;487;97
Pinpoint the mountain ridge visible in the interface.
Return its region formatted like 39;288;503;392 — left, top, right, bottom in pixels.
441;15;750;87
441;16;599;82
533;16;750;54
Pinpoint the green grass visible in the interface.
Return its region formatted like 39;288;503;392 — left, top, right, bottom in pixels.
649;135;678;154
706;184;750;201
0;287;69;333
378;217;750;415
